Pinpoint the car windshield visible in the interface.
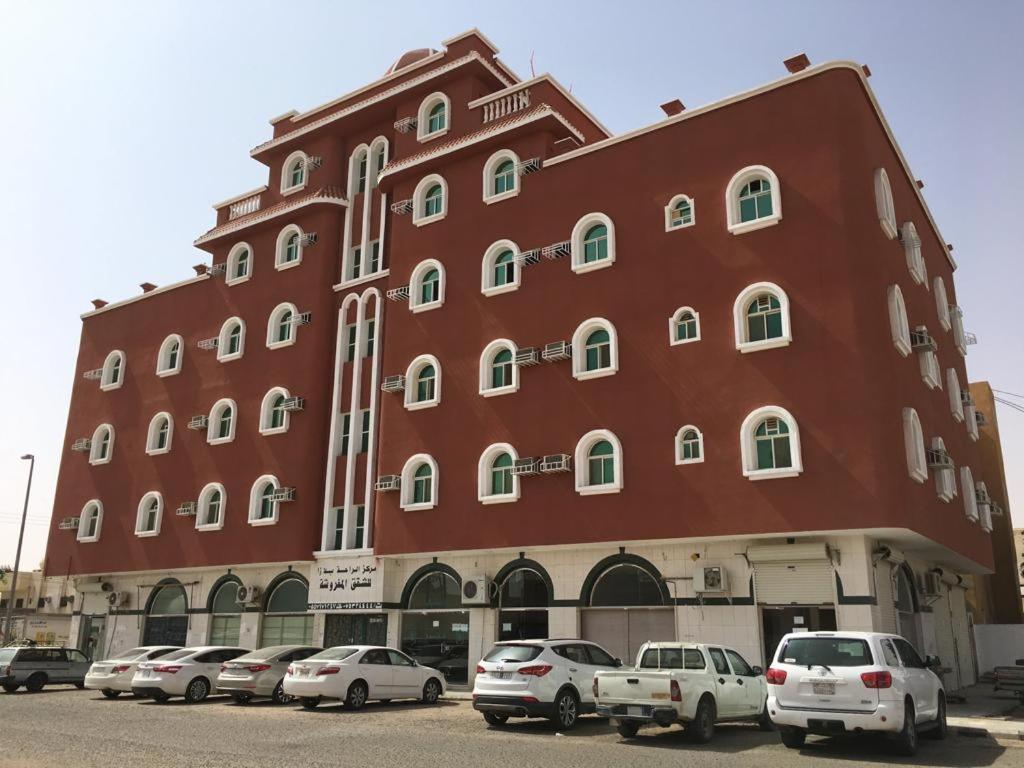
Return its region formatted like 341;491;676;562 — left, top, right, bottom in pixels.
114;648;149;660
155;649;194;662
305;647;359;662
0;649;16;663
483;645;543;663
779;637;873;667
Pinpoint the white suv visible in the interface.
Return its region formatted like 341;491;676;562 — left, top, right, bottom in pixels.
472;639;622;730
766;631;947;755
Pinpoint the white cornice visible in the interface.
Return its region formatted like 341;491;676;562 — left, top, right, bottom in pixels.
193;190;348;246
80;274;211;319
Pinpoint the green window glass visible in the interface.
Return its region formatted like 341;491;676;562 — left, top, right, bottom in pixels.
155;418;169;450
375;147;385;173
205;489;222;525
97;430;110;460
491;348;513;389
277;310;293;343
357;152;367;193
670;198;693;227
289;160;304;188
234;249;249;279
209;582;241;645
369;241;381;273
680;430;701;461
149;585;186;615
359;409;370;454
228;323;241;354
746;295;783;342
738;178;773;222
416;364;436;402
166;341;179;370
490;452;513;496
493;250;515;287
365;319;375;358
427;102;446;134
345;324;357;362
259;578;312;646
351;247;362;279
84;505;99;538
354;506;366;549
258;483;276;519
585;329;611;371
588;440;615;485
493;160;515;195
583;224;608;263
340;413;351;455
269;395;286;429
217;406;232;439
284;233;299;263
413;463;433;504
144;498;159;531
754;418;792;470
675;311;698;341
420;269;440;304
332;508;344;550
424;184;443;217
110;356;122;383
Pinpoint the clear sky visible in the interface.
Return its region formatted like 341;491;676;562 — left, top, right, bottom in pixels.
1;0;1021;572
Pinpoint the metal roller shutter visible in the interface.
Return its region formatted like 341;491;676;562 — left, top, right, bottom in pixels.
753;561;835;605
949;587;976;687
874;563;898;633
581;608;675;665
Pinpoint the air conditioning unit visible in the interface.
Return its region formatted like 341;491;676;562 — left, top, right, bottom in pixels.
918;572;942;597
514;347;540;366
293;311;312;326
926;448;953;469
511;458;538;476
236;585;262;605
82;368;104;380
176;502;197;517
208;262;227;276
382;375;406;392
539;454;572;473
300;233;318;247
975;411;987;427
281;396;305;412
58;517;80;530
270;487;295;503
187;415;209;431
694;565;728;593
375;475;401;491
542;341;571;361
107;591;128;607
911;328;936;352
71;438;92;452
462;576;490;605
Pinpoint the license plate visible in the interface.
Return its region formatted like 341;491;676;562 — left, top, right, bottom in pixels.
493;672;513;680
812;682;835;696
140;669;150;678
627;706;644;717
298;668;310;677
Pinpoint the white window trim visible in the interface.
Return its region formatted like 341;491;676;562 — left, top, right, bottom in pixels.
217;317;246;362
77;500;103;543
571;318;619;381
416;92;451;142
664;194;696;232
952;308;968;357
915;326;941;390
267;302;299;349
931;437;956;503
479;339;519;397
947;369;965;422
725;165;782;235
368;137;389;191
733;282;792;353
135;491;163;538
274;224;304;271
934;277;951;331
888;284;911;357
965;403;979;441
248;474;281;526
574;429;624;495
88;423;114;466
961;466;978;521
675;425;704;465
901;222;926;285
740;405;803;480
669;307;701;346
207;398;238;445
348;144;369;197
570;212;616;274
977;481;993;533
482;149;520;204
145;412;173;456
226;242;253;286
481;239;522;296
412;173;448;226
400;453;439;511
902;407;927;483
409;259;446;313
196;482;227;531
404;354;442;410
280;150;308;195
156;333;183;377
874;168;898;240
100;350;125;392
477;442;521;504
259;387;292;435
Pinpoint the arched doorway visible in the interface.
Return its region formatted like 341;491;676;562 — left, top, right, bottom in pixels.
143;582;188;646
400;569;469;686
208;580;243;646
497;567;550;641
894;565;922;652
259;576;312;646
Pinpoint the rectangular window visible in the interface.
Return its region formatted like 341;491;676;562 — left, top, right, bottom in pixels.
351;247;362;280
365;319;376;358
354;506;366;549
332;508;344;550
359;409;370;453
345;325;357;362
340;413;351;455
369;240;381;274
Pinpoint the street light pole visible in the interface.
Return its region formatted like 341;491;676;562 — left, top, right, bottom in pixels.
3;454;34;645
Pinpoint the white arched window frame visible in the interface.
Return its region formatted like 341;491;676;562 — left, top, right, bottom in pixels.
915;325;941;390
156;333;183;377
267;302;299;349
207;398;237;445
966;401;979;441
100;350;125;391
664;194;696;232
733;282;792;353
259;387;292;435
409;259;445;312
477;442;521;504
951;307;968;357
281;150;308;195
902;407;927;483
400;454;439;511
574;429;624;496
725;165;782;235
217;317;246;362
740;406;803;480
933;277;951;331
404;354;442;410
900;222;926;285
135;491;163;537
675;426;704;465
77;500;103;543
275;224;304;270
947;368;964;422
931;437;956;502
960;466;978;521
571;318;619;381
417;92;450;141
196;482;227;531
887;284;911;357
412;174;448;226
482;149;520;204
248;474;281;526
481;239;521;296
145;412;173;456
570;212;616;274
88;423;114;466
977;481;993;533
669;307;701;346
347;144;369;197
874;168;898;240
368;137;389;191
226;242;252;286
479;339;519;397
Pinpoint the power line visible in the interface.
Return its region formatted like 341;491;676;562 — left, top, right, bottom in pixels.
992;388;1024;400
994;397;1024;416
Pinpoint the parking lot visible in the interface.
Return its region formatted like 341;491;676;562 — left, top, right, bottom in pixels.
0;686;1019;768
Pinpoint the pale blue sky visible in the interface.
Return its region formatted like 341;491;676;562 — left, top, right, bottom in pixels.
1;0;1021;571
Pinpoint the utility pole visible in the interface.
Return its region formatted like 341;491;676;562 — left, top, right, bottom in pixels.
3;454;34;645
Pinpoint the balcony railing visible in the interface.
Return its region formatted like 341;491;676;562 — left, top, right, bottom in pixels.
228;193;261;221
480;88;531;123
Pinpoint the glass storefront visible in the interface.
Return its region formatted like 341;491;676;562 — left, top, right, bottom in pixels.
498;568;549;641
208;581;243;645
144;584;189;646
324;614;387;647
259;577;313;647
401;572;469;686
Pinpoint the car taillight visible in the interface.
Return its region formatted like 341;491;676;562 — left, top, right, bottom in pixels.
246;664;272;673
219;665;227;673
286;666;294;675
317;666;340;676
476;664;485;674
153;665;182;674
112;665;131;673
860;671;892;689
765;667;788;685
670;680;682;702
517;664;553;677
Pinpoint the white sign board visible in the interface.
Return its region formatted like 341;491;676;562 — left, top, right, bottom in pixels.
308;555;383;611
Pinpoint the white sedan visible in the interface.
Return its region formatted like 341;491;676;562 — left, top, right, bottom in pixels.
284;645;445;710
84;646;181;698
132;646;249;703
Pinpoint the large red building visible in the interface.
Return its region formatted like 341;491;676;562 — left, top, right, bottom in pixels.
42;30;997;689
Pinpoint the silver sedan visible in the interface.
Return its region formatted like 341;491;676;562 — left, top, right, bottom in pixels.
217;645;323;704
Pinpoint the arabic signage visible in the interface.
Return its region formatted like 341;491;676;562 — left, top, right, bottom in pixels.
308;555;384;611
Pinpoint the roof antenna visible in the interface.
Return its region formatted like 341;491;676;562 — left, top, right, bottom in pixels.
529;50;535;78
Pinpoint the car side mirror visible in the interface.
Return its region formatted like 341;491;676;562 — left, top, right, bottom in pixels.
752;666;764;677
614;658;623;668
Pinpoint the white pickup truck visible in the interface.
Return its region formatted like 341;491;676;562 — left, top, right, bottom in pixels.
594;642;772;741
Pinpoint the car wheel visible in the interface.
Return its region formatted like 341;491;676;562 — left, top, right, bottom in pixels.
101;689;120;699
25;673;46;693
617;721;641;739
483;712;509;726
758;698;775;731
925;694;947;740
2;684;20;694
780;727;806;749
893;700;918;756
421;678;442;705
232;693;253;705
271;681;293;705
345;680;368;710
152;692;170;703
552;689;579;731
688;696;715;743
184;677;210;704
301;696;320;710
74;682;86;690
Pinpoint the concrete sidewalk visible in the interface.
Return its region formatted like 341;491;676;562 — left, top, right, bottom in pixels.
947;682;1024;739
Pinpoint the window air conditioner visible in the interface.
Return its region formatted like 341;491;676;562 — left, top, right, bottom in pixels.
542;341;571;361
694;566;729;593
511;458;538;476
462;576;490;605
381;375;406;392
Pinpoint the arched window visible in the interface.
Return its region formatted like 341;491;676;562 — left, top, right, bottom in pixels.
665;194;695;231
368;138;388;190
571;318;618;380
733;282;792;352
156;334;183;376
479;339;518;396
77;500;103;543
208;581;242;645
669;307;700;345
417;92;450;140
482;150;520;202
931;437;956;502
217;317;245;361
408;571;461;609
900;221;926;285
947;369;964;423
574;429;623;495
726;165;782;234
259;387;291;435
89;424;114;466
249;475;281;525
478;443;520;504
146;412;173;455
267;302;299;348
590;564;667;607
874;168;898;239
960;466;978;521
675;426;704;465
409;259;445;311
226;242;252;285
570;213;616;274
977;482;993;533
356;149;368;193
281;151;307;193
740;406;802;480
100;350;125;391
275;225;303;269
207;398;237;445
412;174;448;225
404;354;441;410
888;284;911;356
144;582;187;645
400;454;438;511
135;492;163;537
902;407;927;483
260;576;312;646
197;482;226;530
481;239;521;296
933;277;951;331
